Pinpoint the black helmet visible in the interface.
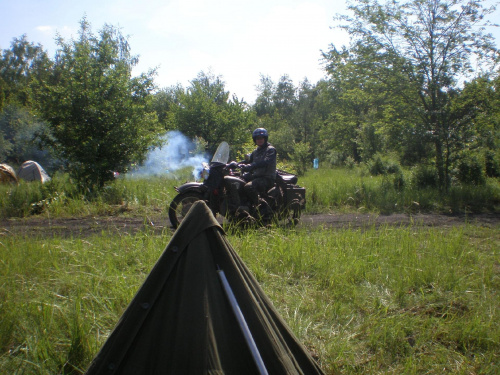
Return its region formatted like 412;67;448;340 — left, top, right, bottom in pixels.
252;128;268;143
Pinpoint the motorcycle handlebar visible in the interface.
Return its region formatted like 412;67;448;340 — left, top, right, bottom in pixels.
227;161;238;170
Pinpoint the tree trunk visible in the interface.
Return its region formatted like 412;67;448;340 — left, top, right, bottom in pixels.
434;139;445;190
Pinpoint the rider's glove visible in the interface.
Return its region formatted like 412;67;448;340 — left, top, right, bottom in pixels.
227;161;238;169
239;163;252;172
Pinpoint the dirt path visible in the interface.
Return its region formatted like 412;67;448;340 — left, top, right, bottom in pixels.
1;212;498;238
300;212;500;229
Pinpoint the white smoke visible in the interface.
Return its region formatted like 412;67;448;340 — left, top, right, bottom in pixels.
128;131;208;179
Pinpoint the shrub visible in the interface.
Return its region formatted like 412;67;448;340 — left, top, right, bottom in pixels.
367;154;402;176
412;165;438;188
368;155;387;176
456;154;486;185
393;172;406;191
344;156;356;169
485;150;500;178
386;162;402;175
290;142;311;176
326;150;344;167
0;181;44;217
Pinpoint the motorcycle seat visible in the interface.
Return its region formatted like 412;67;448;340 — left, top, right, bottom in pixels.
276;171;298;185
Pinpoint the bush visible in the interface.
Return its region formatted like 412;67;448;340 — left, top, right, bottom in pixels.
344;156;356;169
290;142;311;176
485;150;500;178
412;165;438;188
386;162;402;175
393;172;406;191
368;155;387;176
325;150;344;167
0;181;44;217
455;154;486;185
367;154;402;176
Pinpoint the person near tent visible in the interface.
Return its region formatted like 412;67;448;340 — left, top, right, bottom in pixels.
226;127;277;216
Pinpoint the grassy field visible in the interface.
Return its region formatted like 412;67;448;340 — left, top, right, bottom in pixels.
1;223;498;374
0;167;499;374
1;166;499;219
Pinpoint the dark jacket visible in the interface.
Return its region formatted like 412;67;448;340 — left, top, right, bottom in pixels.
244;143;277;180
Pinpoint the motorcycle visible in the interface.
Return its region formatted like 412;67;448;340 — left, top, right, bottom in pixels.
168;141;306;229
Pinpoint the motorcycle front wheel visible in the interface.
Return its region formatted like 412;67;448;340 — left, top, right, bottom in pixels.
168;192;203;229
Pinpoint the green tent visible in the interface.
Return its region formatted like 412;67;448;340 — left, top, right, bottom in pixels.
85;201;324;374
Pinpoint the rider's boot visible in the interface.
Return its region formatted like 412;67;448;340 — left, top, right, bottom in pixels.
257;198;272;221
247;190;260;208
235;206;255;225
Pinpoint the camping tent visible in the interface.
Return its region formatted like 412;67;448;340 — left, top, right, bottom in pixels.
0;163;18;183
17;160;51;183
85;201;324;375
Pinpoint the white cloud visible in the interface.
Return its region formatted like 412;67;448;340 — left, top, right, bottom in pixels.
35;25;54;34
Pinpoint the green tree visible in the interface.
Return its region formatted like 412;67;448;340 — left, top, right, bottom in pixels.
0;104;53;166
321;44;390;163
254;74;298;122
151;85;183;129
0;129;13;161
330;0;498;188
170;71;255;154
286;79;335;168
254;75;333;166
456;75;500;152
448;74;500;179
35;18;161;191
273;75;297;120
290;141;311;176
254;74;274;117
0;35;52;110
293;79;317;144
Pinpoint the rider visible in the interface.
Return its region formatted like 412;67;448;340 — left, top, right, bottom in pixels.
226;128;277;215
240;128;277;206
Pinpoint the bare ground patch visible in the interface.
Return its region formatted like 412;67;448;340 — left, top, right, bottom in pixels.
1;212;498;238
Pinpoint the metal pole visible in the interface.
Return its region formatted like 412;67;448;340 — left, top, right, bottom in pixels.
217;270;268;375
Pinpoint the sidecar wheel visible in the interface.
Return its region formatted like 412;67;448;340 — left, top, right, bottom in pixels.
168;192;203;229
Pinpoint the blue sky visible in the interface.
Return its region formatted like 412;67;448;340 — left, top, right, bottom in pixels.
1;0;498;104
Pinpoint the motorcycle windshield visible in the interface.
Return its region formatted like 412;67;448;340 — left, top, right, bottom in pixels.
211;142;230;164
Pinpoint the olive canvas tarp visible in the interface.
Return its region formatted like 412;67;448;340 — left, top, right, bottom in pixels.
85;201;324;375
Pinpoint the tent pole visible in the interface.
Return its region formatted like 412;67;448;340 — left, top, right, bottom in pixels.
217;270;269;375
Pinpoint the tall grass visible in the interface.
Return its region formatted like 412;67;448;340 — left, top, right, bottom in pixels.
226;225;499;373
0;174;180;219
1;222;498;374
1;167;499;219
302;168;500;214
0;226;168;374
